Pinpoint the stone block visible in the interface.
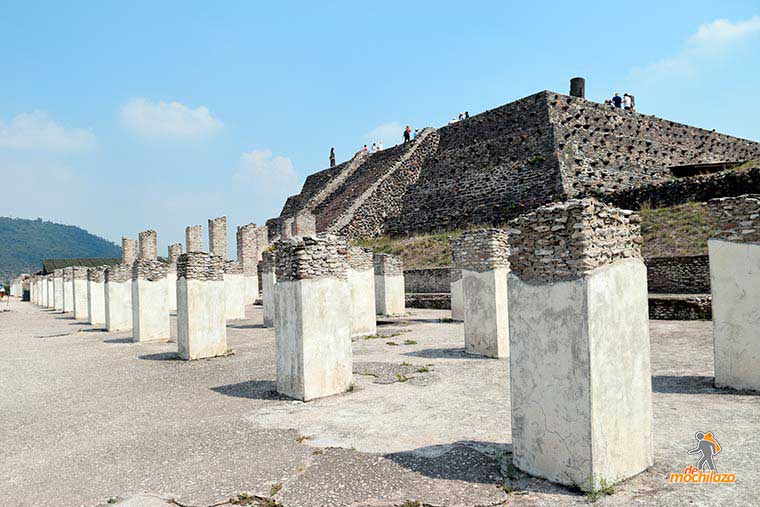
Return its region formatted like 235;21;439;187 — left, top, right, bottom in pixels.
105;264;133;332
373;254;405;316
131;260;170;342
72;267;89;320
347;247;376;337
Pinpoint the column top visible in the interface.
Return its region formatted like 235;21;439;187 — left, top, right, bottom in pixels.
132;259;169;281
105;264;132;283
347;246;373;272
87;266;109;283
451;228;510;272
708;194;760;243
373;253;403;276
275;235;348;281
177;252;224;281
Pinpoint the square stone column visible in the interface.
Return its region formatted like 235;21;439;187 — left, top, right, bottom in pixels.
72;267;90;320
131;260;170;342
451;229;510;358
224;260;246;320
506;199;652;492
261;251;276;327
122;237;137;265
31;277;37;304
43;276;51;307
87;266;107;326
373;254;405;316
274;235;352;401
105;264;133;332
347;247;376;338
707;195;760;391
185;225;203;252
237;223;260;304
53;269;64;311
208;216;227;260
450;268;463;321
177;252;227;360
167;243;183;312
291;212;316;237
281;218;294;240
138;230;158;261
47;275;54;308
63;267;74;313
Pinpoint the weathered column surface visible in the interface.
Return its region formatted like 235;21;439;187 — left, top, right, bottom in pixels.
373;254;405;316
177;252;227;360
347;246;376;338
506;199;652;491
53;270;64;311
237;223;260;304
63;268;74;313
274;235;352;401
167;243;183;312
224;260;246;320
105;264;133;332
72;267;90;320
208;216;227;260
452;229;510;358
291;212;317;237
186;225;203;253
44;275;52;307
261;252;276;327
122;237;138;265
138;230;158;261
87;266;108;326
450;268;463;321
708;195;760;391
131;260;170;342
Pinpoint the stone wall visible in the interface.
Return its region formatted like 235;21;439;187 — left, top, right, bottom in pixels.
208;216;227;259
645;255;710;294
224;260;243;274
132;259;169;281
138;230;158;260
649;294;711;320
403;267;450;293
72;266;88;280
275;235;348;281
177;252;224;281
186;225;203;252
507;199;641;282
261;251;275;274
236;223;258;275
168;243;183;263
105;264;132;283
451;229;510;272
707;194;760;242
346;246;373;271
87;266;108;283
373;254;403;276
122;237;137;265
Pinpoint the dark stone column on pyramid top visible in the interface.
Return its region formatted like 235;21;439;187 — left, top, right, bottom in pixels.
570;77;585;98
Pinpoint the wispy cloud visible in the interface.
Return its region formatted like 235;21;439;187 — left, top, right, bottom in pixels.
634;16;760;84
0;111;95;151
120;98;223;139
234;149;298;185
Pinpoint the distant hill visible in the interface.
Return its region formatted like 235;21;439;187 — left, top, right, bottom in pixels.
0;217;121;282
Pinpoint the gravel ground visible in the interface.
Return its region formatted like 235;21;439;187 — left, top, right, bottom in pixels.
0;298;758;507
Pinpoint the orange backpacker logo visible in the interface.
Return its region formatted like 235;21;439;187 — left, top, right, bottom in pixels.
668;431;736;483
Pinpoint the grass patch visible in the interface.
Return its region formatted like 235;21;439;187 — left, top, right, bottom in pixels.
396;373;410;382
399;502;422;507
386;341;399;346
353;230;464;268
270;483;283;496
416;366;430;373
403;339;418;345
640;201;717;257
585;479;615;503
295;435;311;443
347;382;358;392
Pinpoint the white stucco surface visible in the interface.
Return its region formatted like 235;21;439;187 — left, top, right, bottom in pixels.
177;279;226;360
508;259;652;491
450;278;463;321
709;239;760;391
87;280;106;326
462;268;509;358
244;275;259;305
348;268;376;338
63;280;74;313
53;277;63;311
275;277;353;401
73;279;89;320
45;279;52;307
262;271;276;328
166;274;177;313
374;273;405;316
224;273;246;321
105;281;133;332
132;278;170;342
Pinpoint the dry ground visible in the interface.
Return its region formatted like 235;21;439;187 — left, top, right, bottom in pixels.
1;298;758;507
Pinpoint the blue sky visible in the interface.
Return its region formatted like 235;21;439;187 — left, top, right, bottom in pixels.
1;1;759;257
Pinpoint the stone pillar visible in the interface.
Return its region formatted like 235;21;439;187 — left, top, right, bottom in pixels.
282;218;294;240
63;267;74;313
254;226;269;262
138;230;158;261
43;275;50;307
177;252;227;360
237;223;260;304
53;269;64;311
373;254;405;316
30;277;36;304
347;246;376;337
87;266;107;326
570;77;585;98
451;229;510;358
208;216;227;260
186;225;203;252
506;199;652;491
72;267;90;320
46;275;54;308
261;251;276;327
122;237;137;265
224;260;246;320
274;235;352;401
450;268;463;321
105;264;133;332
167;243;183;312
131;260;170;342
291;212;317;237
707;195;760;391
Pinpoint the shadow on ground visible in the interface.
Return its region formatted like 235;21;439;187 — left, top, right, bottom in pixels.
404;348;490;360
211;380;290;400
652;375;760;395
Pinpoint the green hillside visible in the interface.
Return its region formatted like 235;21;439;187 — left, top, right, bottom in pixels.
0;217;121;282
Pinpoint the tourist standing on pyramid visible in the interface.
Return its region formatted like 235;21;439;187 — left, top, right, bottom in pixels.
329;147;335;167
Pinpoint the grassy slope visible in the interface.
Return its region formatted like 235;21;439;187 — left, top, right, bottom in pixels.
357;202;717;268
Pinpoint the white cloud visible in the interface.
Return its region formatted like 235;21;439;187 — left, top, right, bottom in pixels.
234;149;298;185
0;111;95;151
365;121;404;146
634;16;760;84
120;98;223;138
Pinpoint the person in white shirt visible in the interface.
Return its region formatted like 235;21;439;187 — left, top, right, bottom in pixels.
371;143;377;153
623;93;633;111
377;140;383;151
